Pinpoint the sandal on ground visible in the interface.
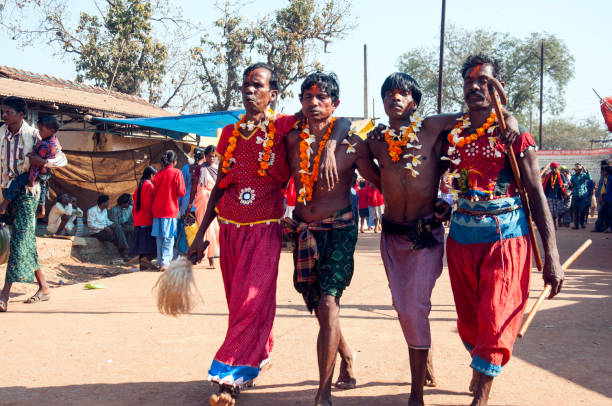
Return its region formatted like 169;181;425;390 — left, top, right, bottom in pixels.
0;298;7;312
24;291;51;304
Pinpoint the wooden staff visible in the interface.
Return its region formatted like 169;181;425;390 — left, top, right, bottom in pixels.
487;83;544;272
518;239;592;338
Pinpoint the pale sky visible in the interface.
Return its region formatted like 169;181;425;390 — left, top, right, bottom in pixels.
2;0;611;127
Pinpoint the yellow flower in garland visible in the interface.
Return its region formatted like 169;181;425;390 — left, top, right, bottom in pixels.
297;118;336;204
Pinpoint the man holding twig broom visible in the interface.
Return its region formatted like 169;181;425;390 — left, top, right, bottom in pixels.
186;63;349;405
444;54;563;406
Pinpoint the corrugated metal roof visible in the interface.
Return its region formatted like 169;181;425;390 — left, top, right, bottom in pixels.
0;66;171;117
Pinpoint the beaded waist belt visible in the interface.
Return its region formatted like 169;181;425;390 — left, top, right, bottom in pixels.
455;204;522;216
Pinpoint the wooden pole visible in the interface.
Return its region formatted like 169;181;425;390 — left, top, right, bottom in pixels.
538;40;544;149
518;239;592;338
364;44;369;119
372;98;376;124
437;0;446;114
488;84;544;272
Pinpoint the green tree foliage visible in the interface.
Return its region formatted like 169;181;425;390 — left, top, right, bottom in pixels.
191;0;354;112
540;116;610;150
190;1;254;112
4;0;170;101
397;25;575;120
55;0;167;99
253;0;354;99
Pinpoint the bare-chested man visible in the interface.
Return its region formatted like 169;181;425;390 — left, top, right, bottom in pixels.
367;72;520;406
283;72;380;406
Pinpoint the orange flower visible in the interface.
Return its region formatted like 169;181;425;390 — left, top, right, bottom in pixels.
384;116;421;164
297;118;336;203
222;112;278;176
448;111;496;150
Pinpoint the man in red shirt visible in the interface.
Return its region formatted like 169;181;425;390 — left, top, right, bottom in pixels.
188;63;349;405
151;150;185;270
368;184;384;232
356;180;370;232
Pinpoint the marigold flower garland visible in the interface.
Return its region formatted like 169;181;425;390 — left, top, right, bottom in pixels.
297;117;336;204
442;110;500;200
447;110;497;149
221;109;277;177
382;113;423;177
383;113;422;162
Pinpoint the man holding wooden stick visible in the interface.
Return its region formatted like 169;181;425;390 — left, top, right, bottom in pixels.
444;54;564;406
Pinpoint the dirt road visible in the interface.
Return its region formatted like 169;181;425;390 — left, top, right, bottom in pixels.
1;227;610;405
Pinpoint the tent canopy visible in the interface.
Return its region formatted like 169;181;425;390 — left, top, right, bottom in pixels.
96;109;246;139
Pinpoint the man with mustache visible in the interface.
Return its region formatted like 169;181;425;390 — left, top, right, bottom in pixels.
188;63;349;405
445;54;563;406
284;72;380;406
367;71;522;406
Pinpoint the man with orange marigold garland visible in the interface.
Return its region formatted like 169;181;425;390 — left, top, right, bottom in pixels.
283;72;381;406
366;71;524;406
367;72;462;406
187;63;350;405
445;54;563;406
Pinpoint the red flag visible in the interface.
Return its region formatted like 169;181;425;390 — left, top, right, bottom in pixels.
601;97;612;132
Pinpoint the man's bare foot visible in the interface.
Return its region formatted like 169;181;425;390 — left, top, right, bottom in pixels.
470;371;493;406
0;293;9;312
209;392;235;406
425;354;437;387
314;399;332;406
334;352;356;389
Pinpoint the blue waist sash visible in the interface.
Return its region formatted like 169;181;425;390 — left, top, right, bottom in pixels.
449;197;529;245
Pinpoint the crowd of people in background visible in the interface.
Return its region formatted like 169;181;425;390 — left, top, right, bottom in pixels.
47;147;221;272
541;159;611;232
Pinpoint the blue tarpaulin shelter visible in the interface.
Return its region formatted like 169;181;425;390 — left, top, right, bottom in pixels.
96;109;246;139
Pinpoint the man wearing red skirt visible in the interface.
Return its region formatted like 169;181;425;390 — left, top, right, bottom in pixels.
445;54;564;406
188;63;348;404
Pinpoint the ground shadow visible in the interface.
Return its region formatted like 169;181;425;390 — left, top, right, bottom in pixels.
53;263;136;284
0;380;482;406
510;231;612;399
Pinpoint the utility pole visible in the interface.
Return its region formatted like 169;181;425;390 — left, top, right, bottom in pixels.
538;40;544;149
372;98;376;125
437;0;446;114
364;44;369;118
